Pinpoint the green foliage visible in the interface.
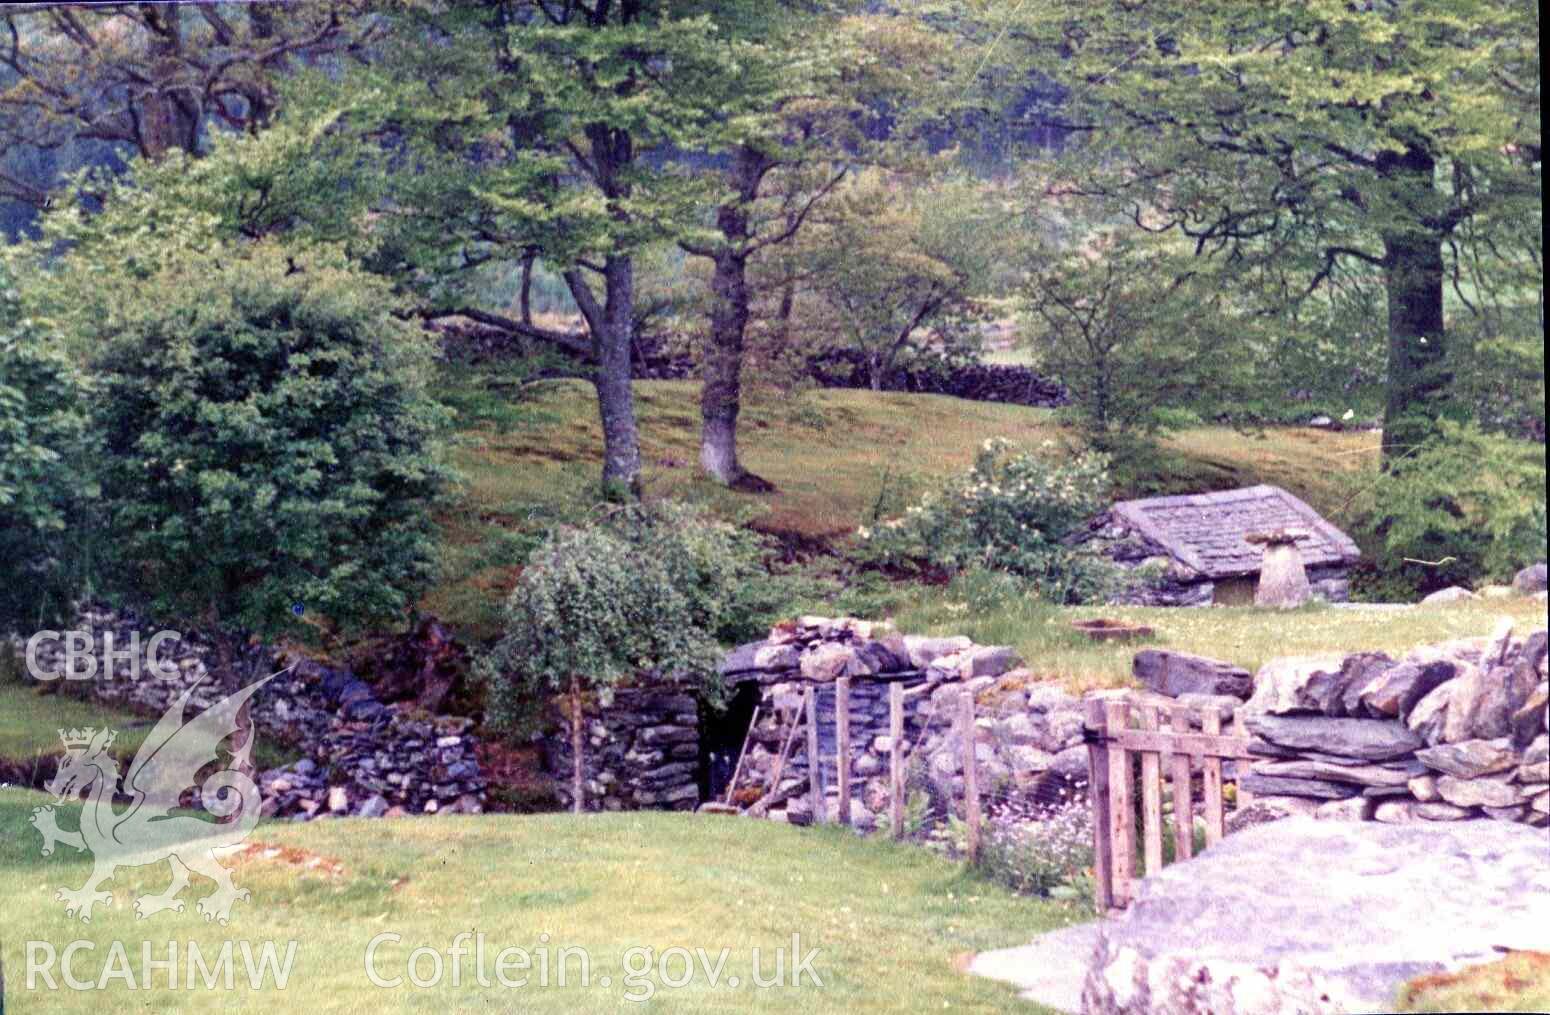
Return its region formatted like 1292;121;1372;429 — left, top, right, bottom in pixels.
478;501;778;729
1360;420;1547;591
1019;231;1256;455
989;0;1541;459
0;281;96;630
859;438;1116;604
790;170;1017;388
84;243;450;643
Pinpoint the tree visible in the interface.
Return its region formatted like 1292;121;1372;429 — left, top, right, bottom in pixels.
1020;230;1250;454
478;502;770;812
793;170;1013;390
84;243;449;661
0;279;94;631
0;1;381;194
675;9;951;487
991;0;1541;463
366;1;770;497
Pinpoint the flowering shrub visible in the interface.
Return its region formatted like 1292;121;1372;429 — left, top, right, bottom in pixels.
978;797;1096;902
858;438;1116;603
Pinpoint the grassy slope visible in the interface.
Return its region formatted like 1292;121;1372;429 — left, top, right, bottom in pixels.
429;376;1383;636
0;683;300;773
0;787;1075;1013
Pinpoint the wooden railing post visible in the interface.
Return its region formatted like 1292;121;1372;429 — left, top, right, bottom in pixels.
1137;704;1164;877
1169;705;1194;861
1104;699;1135;904
805;686;825;824
889;681;905;839
959;690;981;865
1084;697;1115;913
1231;706;1253;808
1200;706;1225;846
835;677;852;827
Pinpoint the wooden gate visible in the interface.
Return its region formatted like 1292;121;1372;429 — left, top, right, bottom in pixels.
1083;693;1255;911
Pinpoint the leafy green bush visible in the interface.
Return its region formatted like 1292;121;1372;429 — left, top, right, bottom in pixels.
478;501;778;732
88;243;450;645
1360;420;1547;592
858;438;1115;604
0;286;96;630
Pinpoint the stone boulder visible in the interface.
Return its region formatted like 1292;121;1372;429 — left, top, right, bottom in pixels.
1133;650;1252;699
1083;818;1550;1015
1245;655;1348;714
1420;586;1479;605
1514;562;1548;595
1245;712;1422;761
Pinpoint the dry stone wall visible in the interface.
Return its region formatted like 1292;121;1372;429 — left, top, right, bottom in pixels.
548;616;1093;820
1232;623;1549;827
12;607;486;820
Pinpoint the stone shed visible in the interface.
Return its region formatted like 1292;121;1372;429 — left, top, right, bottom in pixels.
1075;484;1361;606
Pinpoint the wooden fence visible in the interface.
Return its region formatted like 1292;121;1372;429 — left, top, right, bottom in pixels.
1083;694;1254;912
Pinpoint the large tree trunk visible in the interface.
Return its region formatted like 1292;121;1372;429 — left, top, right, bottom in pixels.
701;249;752;484
1379;147;1451;466
696;146;775;491
566;259;643;497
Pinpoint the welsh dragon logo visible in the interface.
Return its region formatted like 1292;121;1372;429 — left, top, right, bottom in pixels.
30;674;277;925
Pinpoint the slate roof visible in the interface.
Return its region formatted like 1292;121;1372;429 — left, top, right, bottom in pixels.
1110;485;1360;579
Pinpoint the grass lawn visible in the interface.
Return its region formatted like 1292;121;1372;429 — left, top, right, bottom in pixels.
889;594;1550;693
0;787;1079;1013
0;682;300;774
1397;951;1550;1012
429;375;1382;637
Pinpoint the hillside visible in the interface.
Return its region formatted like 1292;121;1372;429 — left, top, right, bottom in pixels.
429;376;1384;635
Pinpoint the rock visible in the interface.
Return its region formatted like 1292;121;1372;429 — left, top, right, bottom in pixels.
1246;655;1348;715
327;786;349;814
1048;745;1090;782
1481;804;1527;821
1335;652;1400;716
1245;713;1422;761
752;643;801;671
1435;774;1523;809
1133;650;1252;699
1081;819;1550;1015
1253;540;1312;608
1352;659;1453;719
799;642;858;682
962;645;1021;679
358;794;389;819
1416;802;1475;821
1415;738;1517;779
1238;774;1361;799
1005;745;1054;776
902;635;972;669
1513;680;1549;748
994;712;1039;744
1224;795;1319;834
1420;586;1480;605
1372;800;1419;823
1513;562;1548;595
1408;775;1440;802
1314;797;1373;821
1444;659;1539;742
1249;759;1418;787
1406;680;1453;745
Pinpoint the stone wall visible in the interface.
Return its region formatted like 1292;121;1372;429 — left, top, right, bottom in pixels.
549;615;1093;821
12;607;486;820
1232;623;1548;827
543;685;703;812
